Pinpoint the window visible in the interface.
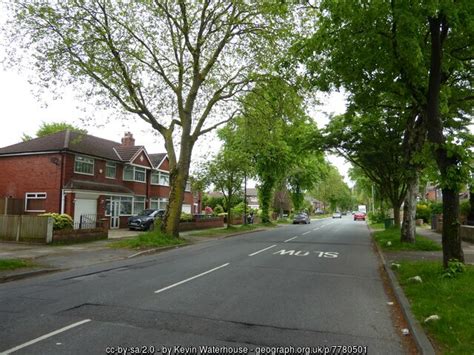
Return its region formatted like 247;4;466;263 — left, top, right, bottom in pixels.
133;197;146;215
105;196;134;216
25;192;47;212
106;162;116;179
74;155;94;175
151;171;169;186
185;180;191;192
123;165;146;183
150;197;168;210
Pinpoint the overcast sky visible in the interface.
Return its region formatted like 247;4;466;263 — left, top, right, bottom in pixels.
0;3;351;186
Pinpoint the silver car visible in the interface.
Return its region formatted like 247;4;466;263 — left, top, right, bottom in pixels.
332;212;342;219
293;213;311;224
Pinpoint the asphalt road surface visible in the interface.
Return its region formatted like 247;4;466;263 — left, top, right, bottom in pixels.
0;216;404;354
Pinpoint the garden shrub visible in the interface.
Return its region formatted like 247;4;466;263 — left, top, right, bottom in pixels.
430;202;443;215
39;213;73;230
180;213;193;222
416;203;431;223
213;204;224;215
368;210;387;223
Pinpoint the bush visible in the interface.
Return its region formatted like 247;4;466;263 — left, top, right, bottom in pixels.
430;202;443;215
39;213;73;230
368;210;388;224
460;200;470;216
416;203;431;223
180;213;193;222
213;204;224;215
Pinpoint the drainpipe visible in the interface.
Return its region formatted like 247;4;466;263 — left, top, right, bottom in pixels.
59;152;66;214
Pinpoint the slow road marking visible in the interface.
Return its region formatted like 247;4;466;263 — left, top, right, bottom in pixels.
155;263;230;294
248;244;277;256
273;249;339;258
1;319;91;354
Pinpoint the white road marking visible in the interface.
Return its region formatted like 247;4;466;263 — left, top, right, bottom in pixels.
284;236;298;243
155;263;230;294
248;244;277;256
312;228;320;231
302;231;311;235
1;319;91;354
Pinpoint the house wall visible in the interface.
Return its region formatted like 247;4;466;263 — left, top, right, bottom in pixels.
0;154;62;213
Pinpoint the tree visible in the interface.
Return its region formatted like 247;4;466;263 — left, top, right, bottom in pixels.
202;149;246;227
325;111;408;228
22;122;87;141
4;1;290;237
311;164;351;212
298;1;473;266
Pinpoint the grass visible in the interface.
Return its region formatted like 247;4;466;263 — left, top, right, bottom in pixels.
109;230;187;249
0;259;36;270
370;222;385;230
187;223;275;238
374;227;442;251
395;261;474;354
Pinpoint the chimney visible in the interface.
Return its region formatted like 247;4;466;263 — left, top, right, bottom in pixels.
121;132;135;147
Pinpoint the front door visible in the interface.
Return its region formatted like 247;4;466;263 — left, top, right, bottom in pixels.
110;201;120;229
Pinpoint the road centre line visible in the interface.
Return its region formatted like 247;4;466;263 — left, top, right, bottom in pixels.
155;263;229;294
0;319;91;355
302;231;311;235
248;244;277;256
284;236;298;243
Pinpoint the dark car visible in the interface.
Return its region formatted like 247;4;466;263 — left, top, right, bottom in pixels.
354;212;366;221
128;209;165;231
293;212;310;224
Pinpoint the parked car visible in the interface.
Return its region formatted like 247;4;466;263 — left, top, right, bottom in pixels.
341;211;347;215
293;212;311;224
128;209;165;231
354;212;366;221
332;212;342;219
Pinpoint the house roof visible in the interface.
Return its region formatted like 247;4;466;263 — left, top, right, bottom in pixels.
0;130;166;166
149;153;167;168
64;179;134;194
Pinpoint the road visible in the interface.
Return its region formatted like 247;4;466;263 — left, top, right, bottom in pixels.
0;216;404;354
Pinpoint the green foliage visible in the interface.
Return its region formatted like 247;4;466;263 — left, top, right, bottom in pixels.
311;163;351;211
416;203;432;223
179;213;193;222
441;259;466;279
110;231;186;249
368;210;388;224
0;259;35;270
460;200;470;216
430;202;443;215
213;205;224;215
22;122;87;142
39;213;73;230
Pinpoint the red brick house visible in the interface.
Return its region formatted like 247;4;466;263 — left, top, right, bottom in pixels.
0;131;195;229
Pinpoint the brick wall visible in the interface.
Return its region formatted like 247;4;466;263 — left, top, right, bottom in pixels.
0;154;62;213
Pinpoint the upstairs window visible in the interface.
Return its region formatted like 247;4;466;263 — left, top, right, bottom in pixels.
123;165;146;183
185;180;191;192
151;171;169;186
106;162;116;179
74;155;94;175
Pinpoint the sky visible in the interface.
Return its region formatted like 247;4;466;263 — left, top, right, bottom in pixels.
0;4;351;187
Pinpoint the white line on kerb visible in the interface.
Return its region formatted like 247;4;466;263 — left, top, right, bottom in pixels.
284;236;298;243
0;319;91;355
155;263;229;294
302;231;311;235
248;244;277;256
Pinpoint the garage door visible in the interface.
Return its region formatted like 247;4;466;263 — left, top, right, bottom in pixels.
74;199;97;229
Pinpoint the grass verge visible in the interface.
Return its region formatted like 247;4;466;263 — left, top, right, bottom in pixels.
109;230;187;249
369;222;385;230
394;261;474;354
0;259;36;270
187;223;274;238
374;227;442;251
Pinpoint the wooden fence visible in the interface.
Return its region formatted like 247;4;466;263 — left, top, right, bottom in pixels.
0;197;25;215
0;215;53;243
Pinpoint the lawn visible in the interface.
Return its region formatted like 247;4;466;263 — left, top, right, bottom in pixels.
0;259;36;270
373;227;442;251
395;261;474;354
109;230;187;249
187;223;275;238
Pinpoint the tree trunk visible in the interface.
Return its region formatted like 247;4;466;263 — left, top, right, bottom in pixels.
162;143;192;237
393;205;401;228
226;191;232;229
441;188;464;266
401;174;418;243
467;184;474;226
259;177;275;223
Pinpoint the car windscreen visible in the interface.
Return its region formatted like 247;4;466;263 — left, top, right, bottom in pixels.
141;209;156;216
